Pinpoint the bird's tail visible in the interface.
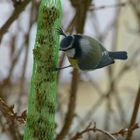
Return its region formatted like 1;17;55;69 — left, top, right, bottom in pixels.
109;51;128;60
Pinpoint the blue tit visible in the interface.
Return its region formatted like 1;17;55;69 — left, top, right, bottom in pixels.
57;28;128;71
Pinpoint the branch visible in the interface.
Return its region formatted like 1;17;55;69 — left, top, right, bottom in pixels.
89;2;129;11
71;122;117;140
71;122;140;140
126;86;140;140
0;97;26;124
0;0;31;44
0;97;26;140
112;123;140;137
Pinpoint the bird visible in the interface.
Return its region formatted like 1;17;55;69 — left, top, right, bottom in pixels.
57;28;128;71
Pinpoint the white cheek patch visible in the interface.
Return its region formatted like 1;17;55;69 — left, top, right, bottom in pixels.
65;49;75;58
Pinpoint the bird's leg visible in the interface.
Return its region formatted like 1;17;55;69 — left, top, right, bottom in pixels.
55;65;72;71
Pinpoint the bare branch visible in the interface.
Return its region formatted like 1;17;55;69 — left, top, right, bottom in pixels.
0;0;31;44
89;2;129;11
112;123;140;137
0;97;26;124
71;122;118;140
126;86;140;140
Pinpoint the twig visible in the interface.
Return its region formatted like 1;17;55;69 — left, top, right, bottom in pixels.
112;123;140;137
0;97;26;124
11;0;22;7
71;122;117;140
0;0;31;44
0;97;26;140
57;53;65;81
126;86;140;140
71;122;140;140
89;2;129;11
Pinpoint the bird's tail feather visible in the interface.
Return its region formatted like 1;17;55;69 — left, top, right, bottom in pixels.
109;51;128;60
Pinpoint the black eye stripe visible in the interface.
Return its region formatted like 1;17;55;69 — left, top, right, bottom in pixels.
60;35;74;50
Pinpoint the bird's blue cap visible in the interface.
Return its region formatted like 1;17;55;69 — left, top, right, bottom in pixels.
60;36;74;51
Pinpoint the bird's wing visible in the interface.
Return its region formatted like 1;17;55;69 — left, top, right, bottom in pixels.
78;35;115;70
95;51;115;69
84;35;115;69
78;36;103;70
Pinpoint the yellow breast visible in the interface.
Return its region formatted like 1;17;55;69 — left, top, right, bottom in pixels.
68;57;79;69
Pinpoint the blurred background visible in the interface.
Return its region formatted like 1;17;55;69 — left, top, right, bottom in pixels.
0;0;140;140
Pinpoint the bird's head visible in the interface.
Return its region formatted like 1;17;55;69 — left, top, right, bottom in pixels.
57;28;81;58
60;35;76;58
